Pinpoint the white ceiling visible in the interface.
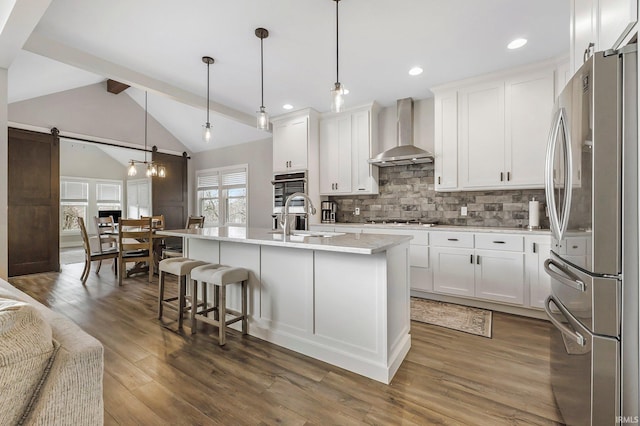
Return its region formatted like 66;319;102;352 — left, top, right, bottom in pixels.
6;0;570;153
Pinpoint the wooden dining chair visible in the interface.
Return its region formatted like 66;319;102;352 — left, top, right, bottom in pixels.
118;217;154;286
162;215;205;259
78;217;119;284
93;215;118;271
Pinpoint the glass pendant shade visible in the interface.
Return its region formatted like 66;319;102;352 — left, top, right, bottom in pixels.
128;161;137;177
330;82;345;113
202;122;212;142
146;164;153;177
158;166;166;178
257;107;269;130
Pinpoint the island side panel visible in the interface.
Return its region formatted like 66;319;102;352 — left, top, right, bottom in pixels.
186;238;220;264
313;250;386;359
385;242;412;382
259;245;314;336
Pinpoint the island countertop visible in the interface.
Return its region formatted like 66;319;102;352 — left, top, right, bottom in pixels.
156;226;412;255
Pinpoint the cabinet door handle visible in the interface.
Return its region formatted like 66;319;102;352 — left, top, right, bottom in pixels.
470;254;473;264
476;255;480;265
532;242;537;253
448;238;459;241
493;241;506;244
507;172;511;181
335;183;338;190
500;172;504;182
438;176;441;185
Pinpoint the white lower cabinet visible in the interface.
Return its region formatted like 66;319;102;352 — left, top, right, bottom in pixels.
474;249;524;304
525;236;552;309
432;231;526;306
432;247;475;297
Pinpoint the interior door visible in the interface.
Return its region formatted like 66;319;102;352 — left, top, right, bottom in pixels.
8;128;60;276
151;148;188;230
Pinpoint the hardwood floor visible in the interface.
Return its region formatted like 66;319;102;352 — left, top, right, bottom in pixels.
9;261;564;425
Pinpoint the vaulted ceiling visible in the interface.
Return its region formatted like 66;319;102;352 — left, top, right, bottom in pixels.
4;0;570;153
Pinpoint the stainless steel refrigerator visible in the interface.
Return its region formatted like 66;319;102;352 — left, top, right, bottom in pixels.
544;45;639;425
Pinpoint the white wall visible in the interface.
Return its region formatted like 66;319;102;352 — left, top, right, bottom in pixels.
0;67;7;279
377;97;435;154
9;81;189;154
190;138;273;229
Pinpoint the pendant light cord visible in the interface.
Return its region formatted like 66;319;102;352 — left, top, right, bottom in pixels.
260;36;265;108
335;0;340;84
206;62;210;124
144;91;148;163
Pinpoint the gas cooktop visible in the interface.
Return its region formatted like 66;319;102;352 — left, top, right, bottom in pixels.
364;218;439;226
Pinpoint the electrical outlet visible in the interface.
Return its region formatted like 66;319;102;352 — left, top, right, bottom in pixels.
461;206;468;216
355;208;360;215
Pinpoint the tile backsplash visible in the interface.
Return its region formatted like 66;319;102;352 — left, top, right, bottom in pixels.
329;164;549;228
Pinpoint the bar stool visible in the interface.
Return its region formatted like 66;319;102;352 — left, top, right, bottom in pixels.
158;257;208;329
190;263;249;345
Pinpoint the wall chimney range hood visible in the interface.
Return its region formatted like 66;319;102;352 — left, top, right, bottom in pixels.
368;97;434;167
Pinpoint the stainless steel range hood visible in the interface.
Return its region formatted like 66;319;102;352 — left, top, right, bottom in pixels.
368;97;434;167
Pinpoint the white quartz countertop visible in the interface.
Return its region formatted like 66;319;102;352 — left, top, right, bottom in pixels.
329;222;553;235
157;227;412;255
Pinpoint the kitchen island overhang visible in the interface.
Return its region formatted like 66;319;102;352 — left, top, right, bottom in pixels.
157;227;412;384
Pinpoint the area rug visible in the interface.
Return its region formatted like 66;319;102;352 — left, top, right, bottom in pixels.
60;248;86;265
410;297;493;338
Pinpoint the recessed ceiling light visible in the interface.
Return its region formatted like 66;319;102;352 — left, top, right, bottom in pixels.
408;66;423;76
283;104;293;110
507;38;527;49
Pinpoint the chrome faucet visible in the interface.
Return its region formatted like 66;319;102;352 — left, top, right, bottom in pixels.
282;192;316;235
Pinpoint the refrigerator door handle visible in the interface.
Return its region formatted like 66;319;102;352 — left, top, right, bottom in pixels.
544;258;586;292
544;295;586;347
544;107;573;240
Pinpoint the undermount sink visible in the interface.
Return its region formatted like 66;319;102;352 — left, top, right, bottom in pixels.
269;230;346;238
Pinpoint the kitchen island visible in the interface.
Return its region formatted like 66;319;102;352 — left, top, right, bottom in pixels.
156;227;412;384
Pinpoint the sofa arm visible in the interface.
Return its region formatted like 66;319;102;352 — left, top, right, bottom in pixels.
25;317;104;425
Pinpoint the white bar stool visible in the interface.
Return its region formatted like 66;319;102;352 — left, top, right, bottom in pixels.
158;257;208;329
190;263;249;345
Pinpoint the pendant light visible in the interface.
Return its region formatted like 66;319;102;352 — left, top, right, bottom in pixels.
255;27;270;130
330;0;345;112
202;56;215;142
127;91;165;178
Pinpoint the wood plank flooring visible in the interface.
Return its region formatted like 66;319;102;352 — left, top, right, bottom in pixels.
9;261;564;425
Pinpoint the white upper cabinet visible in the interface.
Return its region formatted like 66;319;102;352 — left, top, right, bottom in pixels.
319;114;352;194
571;0;637;74
504;69;555;187
459;81;506;188
272;109;319;173
319;103;379;196
434;90;458;191
433;62;555;192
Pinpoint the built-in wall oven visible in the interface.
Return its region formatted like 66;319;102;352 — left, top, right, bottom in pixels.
272;171;309;231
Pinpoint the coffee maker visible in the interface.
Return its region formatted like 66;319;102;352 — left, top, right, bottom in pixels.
321;201;337;223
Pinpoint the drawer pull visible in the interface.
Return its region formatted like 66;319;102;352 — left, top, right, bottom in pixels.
493;241;506;244
572;245;578;249
448;238;459;241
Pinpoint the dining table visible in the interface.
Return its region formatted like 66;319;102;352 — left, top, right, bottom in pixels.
101;222;166;276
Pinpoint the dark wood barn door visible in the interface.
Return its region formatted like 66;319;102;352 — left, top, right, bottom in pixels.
152;148;188;229
8;128;60;276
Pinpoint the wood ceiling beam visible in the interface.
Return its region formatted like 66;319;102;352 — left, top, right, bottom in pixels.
107;79;130;94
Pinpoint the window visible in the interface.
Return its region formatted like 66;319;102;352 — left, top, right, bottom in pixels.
60;180;89;232
60;177;123;234
196;165;248;227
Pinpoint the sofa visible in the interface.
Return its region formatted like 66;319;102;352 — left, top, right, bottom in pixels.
0;278;104;425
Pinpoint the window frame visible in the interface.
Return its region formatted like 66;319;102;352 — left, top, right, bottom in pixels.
60;177;123;235
196;164;249;228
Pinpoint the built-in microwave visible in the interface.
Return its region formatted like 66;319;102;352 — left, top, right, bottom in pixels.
272;171;308;230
